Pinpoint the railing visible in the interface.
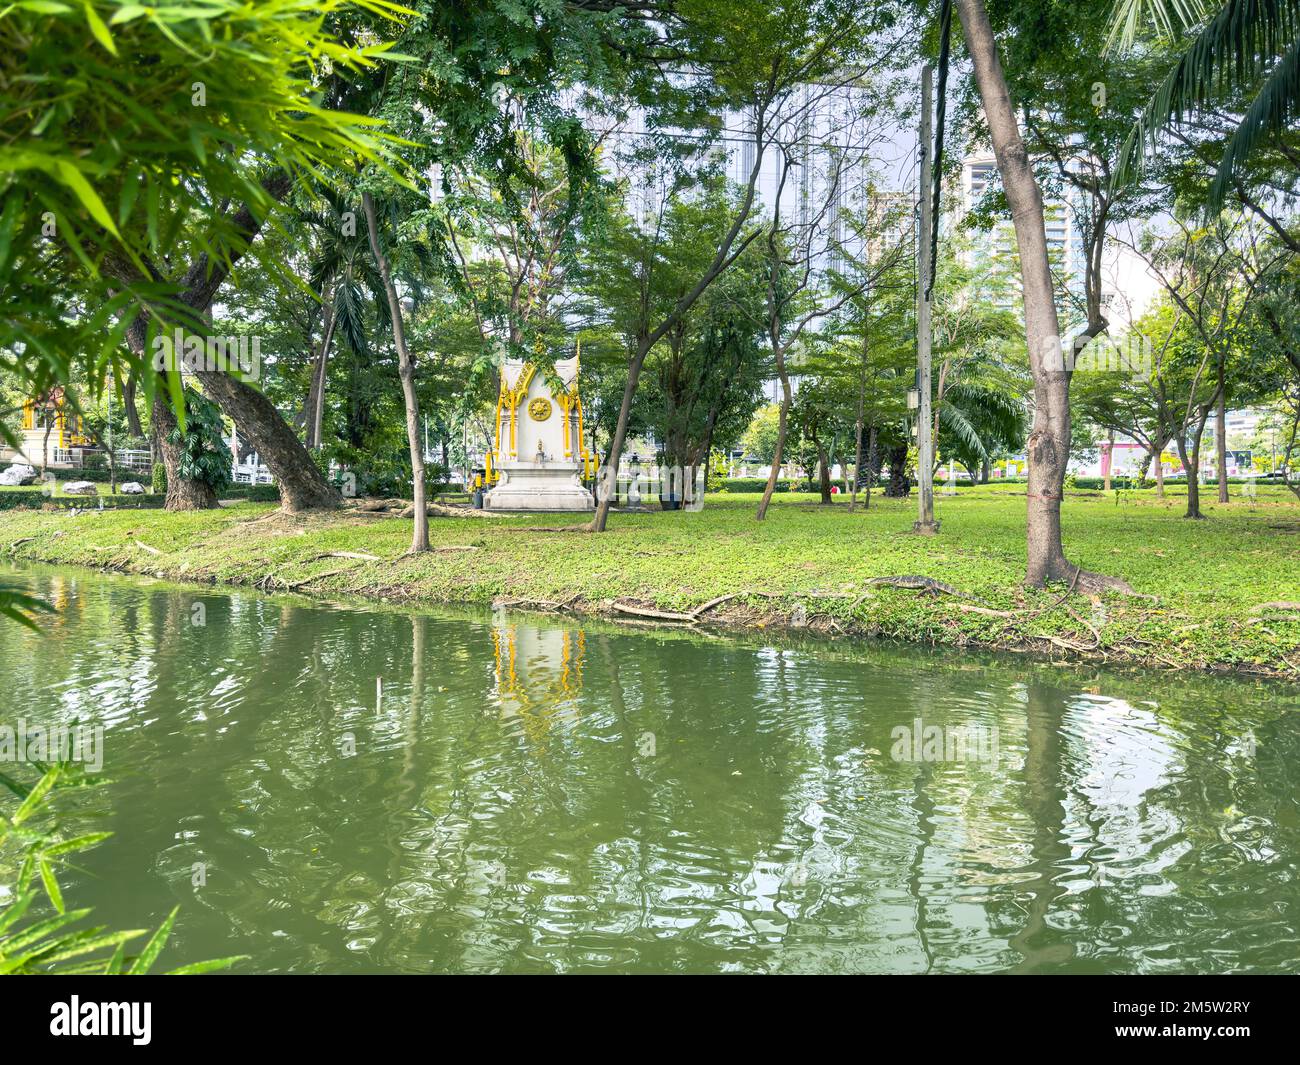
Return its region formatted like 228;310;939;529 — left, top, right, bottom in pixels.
42;448;152;473
233;464;274;485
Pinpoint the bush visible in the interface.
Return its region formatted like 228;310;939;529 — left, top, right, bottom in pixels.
1;763;246;974
0;490;166;510
167;391;231;495
0;490;45;510
717;477;794;493
151;462;167;495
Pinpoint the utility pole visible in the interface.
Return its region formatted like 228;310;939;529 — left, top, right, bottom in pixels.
914;62;939;535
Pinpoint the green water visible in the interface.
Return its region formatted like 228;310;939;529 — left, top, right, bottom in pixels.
1;563;1298;974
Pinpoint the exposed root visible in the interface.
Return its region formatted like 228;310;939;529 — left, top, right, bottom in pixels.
284;567;349;590
691;591;753;618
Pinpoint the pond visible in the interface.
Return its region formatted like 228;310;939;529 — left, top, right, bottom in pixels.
1;563;1298;974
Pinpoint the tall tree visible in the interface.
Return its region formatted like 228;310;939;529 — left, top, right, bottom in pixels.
955;0;1135;590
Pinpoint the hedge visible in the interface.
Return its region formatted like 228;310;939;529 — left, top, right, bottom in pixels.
221;484;279;502
0;490;166;510
0;466;151;484
716;477;795;493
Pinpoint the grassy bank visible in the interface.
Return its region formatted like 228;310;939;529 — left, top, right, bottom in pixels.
2;484;1298;678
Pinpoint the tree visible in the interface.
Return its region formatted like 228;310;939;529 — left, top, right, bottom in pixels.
363;192;429;552
955;0;1136;591
589;0;894;532
1124;213;1273;516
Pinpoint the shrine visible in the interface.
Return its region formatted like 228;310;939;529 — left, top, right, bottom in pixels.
482;353;595;512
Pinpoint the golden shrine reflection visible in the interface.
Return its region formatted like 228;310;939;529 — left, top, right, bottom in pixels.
490;613;585;743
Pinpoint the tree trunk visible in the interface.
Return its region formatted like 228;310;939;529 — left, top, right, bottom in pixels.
1102;428;1114;492
757;349;793;521
123;313;215;509
1176;434;1204;519
850;415;864;513
591;346;648;531
955;0;1128;592
816;438;832;504
1215;373;1228;503
363;191;428;553
885;443;910;497
195;369;338;512
122;371;143;438
151;395;218;510
981;456;991;484
305;291;336;451
864;424;878;509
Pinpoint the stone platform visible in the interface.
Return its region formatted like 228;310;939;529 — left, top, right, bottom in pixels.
483;462;593;512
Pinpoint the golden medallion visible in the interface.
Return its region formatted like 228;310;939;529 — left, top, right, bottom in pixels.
528;397;552;421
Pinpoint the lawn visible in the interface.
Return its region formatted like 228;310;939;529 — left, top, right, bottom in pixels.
1;483;1297;677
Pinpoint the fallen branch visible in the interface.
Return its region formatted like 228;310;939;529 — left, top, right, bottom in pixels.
691;591;754;618
492;595;563;611
1251;601;1300;613
611;600;697;623
133;540;161;556
285;567;349;590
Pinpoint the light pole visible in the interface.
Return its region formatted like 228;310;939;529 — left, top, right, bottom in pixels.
914;62;939;535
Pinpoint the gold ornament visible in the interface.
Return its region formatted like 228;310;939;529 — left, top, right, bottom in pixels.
528;397;552;421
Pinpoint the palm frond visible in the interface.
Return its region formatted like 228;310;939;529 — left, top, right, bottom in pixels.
1210;36;1300;203
939;402;987;463
1115;0;1300;205
1106;0;1211;50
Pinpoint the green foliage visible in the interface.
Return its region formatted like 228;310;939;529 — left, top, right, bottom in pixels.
0;764;245;974
167;392;232;495
1112;0;1300;207
717;477;794;493
0;0;408;430
151;462;167;495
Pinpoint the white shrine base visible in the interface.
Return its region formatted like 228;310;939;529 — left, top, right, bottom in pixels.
484;463;594;512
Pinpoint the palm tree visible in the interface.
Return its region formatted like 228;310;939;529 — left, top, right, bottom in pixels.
1113;0;1300;207
937;382;1027;482
299;189;390;450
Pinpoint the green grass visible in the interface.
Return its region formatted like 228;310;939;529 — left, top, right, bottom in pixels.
1;483;1297;677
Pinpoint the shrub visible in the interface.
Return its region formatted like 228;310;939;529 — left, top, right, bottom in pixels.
716;477;794;493
167;391;232;495
151;462;167;495
1;763;246;974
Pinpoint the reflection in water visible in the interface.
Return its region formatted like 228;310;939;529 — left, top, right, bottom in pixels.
1;562;1298;974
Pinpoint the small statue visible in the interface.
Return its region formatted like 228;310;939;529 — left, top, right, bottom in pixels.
536;440;547;464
